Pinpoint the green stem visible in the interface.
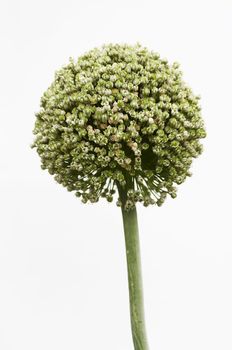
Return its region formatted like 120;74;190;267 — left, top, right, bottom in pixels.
117;184;149;350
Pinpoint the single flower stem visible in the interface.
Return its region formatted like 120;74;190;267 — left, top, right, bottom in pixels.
118;184;149;350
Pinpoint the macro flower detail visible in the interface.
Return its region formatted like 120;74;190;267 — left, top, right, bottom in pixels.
32;43;206;210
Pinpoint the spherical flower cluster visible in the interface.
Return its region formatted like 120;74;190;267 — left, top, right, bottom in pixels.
32;43;206;209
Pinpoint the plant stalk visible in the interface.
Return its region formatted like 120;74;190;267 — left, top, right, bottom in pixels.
118;184;149;350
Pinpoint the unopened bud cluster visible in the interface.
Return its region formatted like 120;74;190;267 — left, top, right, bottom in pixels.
32;43;206;209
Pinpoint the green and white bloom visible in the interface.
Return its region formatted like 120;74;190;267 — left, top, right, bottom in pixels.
32;43;206;210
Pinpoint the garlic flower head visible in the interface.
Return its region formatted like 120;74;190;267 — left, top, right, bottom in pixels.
32;43;206;209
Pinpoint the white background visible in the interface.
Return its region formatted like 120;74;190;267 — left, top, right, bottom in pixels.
1;0;232;349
